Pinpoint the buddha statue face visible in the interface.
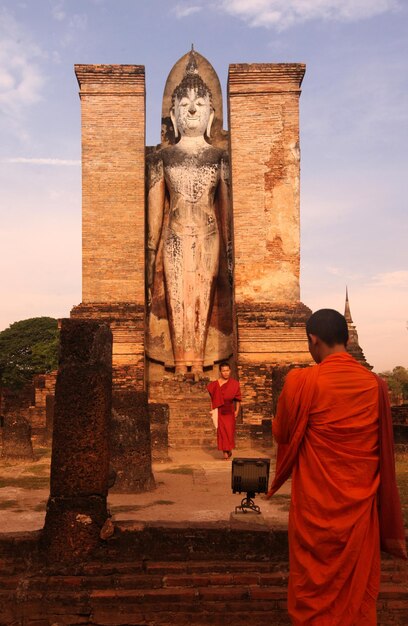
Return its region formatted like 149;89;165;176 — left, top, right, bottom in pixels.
170;56;214;140
171;87;214;139
172;88;212;138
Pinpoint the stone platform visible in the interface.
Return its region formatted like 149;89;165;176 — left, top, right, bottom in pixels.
0;445;407;624
0;523;407;625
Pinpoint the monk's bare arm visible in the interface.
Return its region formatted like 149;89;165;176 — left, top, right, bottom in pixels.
147;155;165;301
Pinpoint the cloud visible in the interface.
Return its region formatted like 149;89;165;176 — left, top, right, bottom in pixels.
0;8;45;137
219;0;400;30
173;4;203;19
4;157;81;166
49;1;88;46
370;270;408;288
51;0;66;22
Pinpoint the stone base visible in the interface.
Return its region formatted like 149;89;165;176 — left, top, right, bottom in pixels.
236;301;312;424
41;496;108;563
148;378;215;448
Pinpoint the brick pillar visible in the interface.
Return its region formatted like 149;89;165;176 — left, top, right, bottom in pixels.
228;64;311;424
42;319;112;563
228;63;305;304
110;391;156;493
72;65;146;390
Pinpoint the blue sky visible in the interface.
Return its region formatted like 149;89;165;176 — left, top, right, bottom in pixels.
0;0;407;371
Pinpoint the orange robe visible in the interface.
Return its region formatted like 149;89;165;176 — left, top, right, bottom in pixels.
268;352;406;626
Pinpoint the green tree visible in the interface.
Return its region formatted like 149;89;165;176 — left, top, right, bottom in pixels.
379;366;408;404
0;317;59;390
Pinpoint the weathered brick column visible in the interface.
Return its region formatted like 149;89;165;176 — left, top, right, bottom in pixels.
228;64;311;422
42;319;112;563
110;391;155;493
72;65;146;390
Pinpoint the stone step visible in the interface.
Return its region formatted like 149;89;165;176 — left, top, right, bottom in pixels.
0;565;407;626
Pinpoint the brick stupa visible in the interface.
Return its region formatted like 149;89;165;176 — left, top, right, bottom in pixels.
344;288;372;370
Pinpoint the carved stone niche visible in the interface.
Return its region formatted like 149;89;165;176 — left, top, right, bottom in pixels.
146;50;233;379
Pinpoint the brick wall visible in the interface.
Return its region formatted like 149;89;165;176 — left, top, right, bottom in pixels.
228;63;305;305
28;371;57;428
75;64;145;304
71;303;144;391
149;378;215;448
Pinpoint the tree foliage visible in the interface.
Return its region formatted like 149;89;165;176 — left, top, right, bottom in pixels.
379;366;408;404
0;317;59;389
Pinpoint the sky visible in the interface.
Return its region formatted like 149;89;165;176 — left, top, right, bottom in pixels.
0;0;407;372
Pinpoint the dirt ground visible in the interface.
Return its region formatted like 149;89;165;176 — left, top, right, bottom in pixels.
0;441;291;534
2;440;406;535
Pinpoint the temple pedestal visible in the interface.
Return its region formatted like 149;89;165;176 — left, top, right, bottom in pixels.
148;379;215;449
236;303;312;425
71;303;144;391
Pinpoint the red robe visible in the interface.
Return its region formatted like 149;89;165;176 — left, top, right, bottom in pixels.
207;378;241;450
267;352;406;626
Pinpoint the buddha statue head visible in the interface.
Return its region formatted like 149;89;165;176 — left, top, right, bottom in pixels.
170;51;214;140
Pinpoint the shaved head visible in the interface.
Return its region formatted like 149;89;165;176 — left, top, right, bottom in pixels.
306;309;349;347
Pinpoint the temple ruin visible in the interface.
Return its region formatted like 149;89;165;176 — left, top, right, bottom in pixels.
71;49;314;448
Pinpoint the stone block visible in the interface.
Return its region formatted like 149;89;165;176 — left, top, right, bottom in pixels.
110;391;155;493
43;495;108;564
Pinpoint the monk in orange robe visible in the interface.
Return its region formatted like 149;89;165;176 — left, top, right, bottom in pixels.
268;309;406;626
207;361;241;459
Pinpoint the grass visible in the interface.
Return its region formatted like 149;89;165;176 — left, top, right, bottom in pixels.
33;501;47;512
0;476;49;490
110;500;175;514
110;504;144;513
22;464;49;476
158;465;195;475
268;494;291;512
0;500;19;510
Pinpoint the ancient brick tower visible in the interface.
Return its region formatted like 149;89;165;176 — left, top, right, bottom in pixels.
71;53;314;446
344;288;372;369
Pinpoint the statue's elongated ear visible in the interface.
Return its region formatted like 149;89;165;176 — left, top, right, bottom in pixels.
170;109;179;139
206;109;215;139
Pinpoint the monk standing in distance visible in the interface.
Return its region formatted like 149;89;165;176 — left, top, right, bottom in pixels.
207;361;241;460
268;309;406;625
147;51;231;376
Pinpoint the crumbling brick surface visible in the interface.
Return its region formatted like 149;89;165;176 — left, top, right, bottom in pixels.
0;526;406;625
42;318;112;563
71;303;145;391
110;391;155;493
228;64;305;305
